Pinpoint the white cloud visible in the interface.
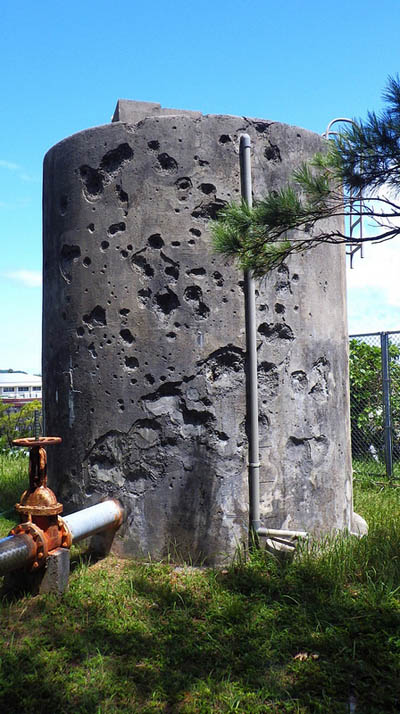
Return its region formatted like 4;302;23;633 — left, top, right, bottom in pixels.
346;238;400;333
0;159;37;183
5;270;42;287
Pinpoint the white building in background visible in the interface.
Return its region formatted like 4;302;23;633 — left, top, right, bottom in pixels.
0;373;42;404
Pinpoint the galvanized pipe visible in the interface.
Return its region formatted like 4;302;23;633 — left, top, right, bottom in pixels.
0;534;36;575
240;133;261;534
256;527;308;539
0;499;123;576
63;499;123;543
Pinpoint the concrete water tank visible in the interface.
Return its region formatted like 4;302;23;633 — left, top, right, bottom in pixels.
42;101;364;564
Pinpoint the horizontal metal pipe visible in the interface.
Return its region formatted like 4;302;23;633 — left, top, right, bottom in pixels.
256;527;308;539
63;499;124;543
0;500;123;576
0;534;36;575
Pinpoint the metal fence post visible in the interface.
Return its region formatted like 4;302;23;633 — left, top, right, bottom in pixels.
380;331;393;480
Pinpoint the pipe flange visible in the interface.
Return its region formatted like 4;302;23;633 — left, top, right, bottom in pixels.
57;517;73;549
10;522;48;571
16;503;63;517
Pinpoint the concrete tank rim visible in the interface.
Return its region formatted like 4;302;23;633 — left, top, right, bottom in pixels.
43;114;326;164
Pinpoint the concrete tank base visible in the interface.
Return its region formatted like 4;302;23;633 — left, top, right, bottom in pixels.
42;104;366;565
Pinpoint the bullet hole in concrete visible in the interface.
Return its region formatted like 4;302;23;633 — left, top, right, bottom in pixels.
120;308;130;316
258;361;279;398
120;328;134;344
116;184;128;207
275;303;285;314
171;241;180;247
60;194;68;215
83;257;91;267
83;305;107;327
222;297;228;303
87;223;95;232
254;121;271;133
125;356;139;369
190;228;201;237
142;381;182;402
291;370;308;392
138;287;152;304
174;322;181;328
100;143;134;174
194;155;209;166
60;244;81;283
275;266;291;294
264;143;282;162
127;244;132;250
294;305;299;311
88;342;97;359
166;332;176;340
77;326;85;336
212;271;224;287
108;222;126;236
80;165;103;198
154;287;180;315
292;274;299;282
187;267;206;276
101;241;109;251
132;253;154;277
148;140;160;150
182;403;215;427
184;285;200;301
175;177;192;190
165;265;179;280
118;399;125;411
148;233;164;249
120;250;128;258
145;374;155;385
219;134;232;144
157;153;178;173
203;344;244;380
258;322;294;341
191;199;226;220
198;183;216;195
130;378;137;385
216;431;229;441
258;304;267;312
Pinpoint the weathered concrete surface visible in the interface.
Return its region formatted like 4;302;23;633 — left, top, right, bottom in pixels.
43;107;362;564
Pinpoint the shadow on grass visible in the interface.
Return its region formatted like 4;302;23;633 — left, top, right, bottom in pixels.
0;547;400;714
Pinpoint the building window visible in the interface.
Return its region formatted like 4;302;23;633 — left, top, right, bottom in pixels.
32;386;41;391
18;387;27;393
2;387;14;393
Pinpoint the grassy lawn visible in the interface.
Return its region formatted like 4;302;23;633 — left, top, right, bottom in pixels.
1;454;400;713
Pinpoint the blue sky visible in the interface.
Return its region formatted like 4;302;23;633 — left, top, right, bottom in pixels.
1;0;399;373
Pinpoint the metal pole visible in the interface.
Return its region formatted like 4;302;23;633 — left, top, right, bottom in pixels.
240;134;260;533
380;332;393;479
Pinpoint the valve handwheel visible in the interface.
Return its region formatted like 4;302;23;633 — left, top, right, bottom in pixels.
13;437;62;447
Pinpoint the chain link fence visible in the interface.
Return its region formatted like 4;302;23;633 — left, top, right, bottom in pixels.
349;330;400;480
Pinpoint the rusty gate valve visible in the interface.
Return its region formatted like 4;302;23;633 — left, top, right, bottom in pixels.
10;437;71;570
12;437;63;519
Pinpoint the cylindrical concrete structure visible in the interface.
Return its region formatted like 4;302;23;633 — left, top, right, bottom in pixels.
43;106;362;564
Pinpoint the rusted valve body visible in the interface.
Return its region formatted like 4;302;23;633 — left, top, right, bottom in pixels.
10;437;71;570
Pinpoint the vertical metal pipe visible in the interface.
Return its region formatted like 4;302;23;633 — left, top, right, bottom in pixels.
381;332;393;479
240;134;260;532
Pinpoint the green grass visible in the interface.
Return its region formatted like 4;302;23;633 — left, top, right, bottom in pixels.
1;458;400;713
0;451;27;531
